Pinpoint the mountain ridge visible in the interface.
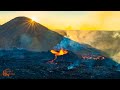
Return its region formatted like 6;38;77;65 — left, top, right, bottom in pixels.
0;16;63;52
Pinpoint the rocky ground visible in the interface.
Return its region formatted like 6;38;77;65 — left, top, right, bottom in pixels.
0;48;120;79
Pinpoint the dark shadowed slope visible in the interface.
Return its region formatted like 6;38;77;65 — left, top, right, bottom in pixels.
0;46;119;79
0;16;63;51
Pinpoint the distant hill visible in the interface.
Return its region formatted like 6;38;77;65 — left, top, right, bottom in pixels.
0;17;63;51
0;25;1;29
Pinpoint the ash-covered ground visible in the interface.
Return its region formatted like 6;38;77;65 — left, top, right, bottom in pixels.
0;48;120;79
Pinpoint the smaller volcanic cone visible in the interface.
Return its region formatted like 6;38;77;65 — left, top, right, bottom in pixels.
48;48;68;63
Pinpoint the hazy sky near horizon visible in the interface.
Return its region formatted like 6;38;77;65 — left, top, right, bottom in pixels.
0;11;120;30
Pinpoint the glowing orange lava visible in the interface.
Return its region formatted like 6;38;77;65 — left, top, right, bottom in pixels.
49;49;68;63
50;49;68;56
2;68;15;77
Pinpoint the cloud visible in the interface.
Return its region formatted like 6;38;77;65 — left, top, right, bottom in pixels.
79;11;120;30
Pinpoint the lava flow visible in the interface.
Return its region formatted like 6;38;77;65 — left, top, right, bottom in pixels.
2;68;15;77
48;49;68;63
81;54;105;60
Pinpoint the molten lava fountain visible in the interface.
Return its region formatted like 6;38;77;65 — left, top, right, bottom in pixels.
49;49;68;63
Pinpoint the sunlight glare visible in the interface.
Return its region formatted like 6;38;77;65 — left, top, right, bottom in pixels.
31;16;39;23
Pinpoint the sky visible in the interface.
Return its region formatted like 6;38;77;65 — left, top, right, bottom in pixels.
0;11;120;31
